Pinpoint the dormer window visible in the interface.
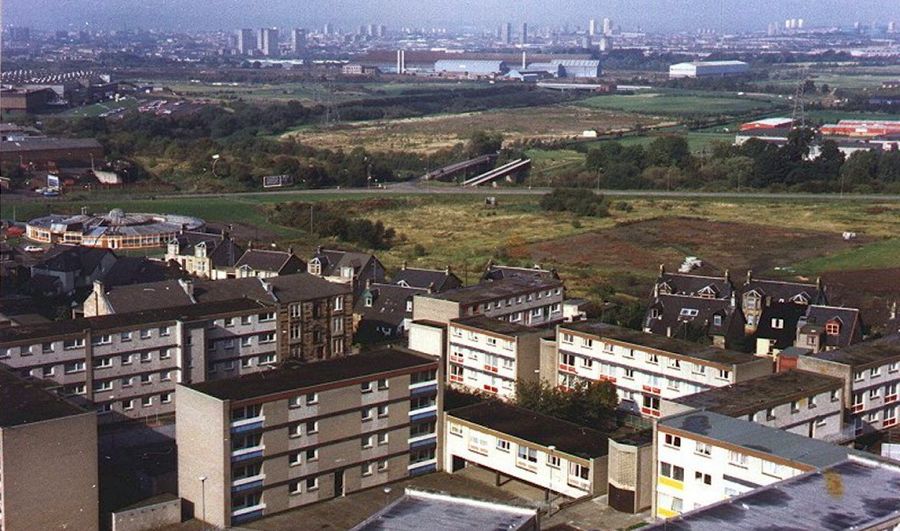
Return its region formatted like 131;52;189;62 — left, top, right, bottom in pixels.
308;259;321;276
791;293;810;305
772;318;784;330
658;283;672;295
649;308;660;319
364;295;374;308
826;321;840;336
679;308;699;318
341;266;354;279
195;241;207;258
698;285;717;299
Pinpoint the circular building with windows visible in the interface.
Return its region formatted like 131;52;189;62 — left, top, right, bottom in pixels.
26;209;205;250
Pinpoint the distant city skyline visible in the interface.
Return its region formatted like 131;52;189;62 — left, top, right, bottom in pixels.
3;0;897;33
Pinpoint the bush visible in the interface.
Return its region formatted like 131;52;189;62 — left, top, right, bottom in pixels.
413;244;427;257
540;188;609;217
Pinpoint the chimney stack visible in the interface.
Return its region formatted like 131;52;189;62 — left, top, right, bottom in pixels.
401;261;407;270
746;269;752;284
659;263;665;275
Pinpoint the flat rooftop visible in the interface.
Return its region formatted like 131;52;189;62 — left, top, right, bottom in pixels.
0;367;89;428
448;400;611;459
807;334;900;368
0;298;268;343
428;276;562;305
351;489;536;531
659;410;850;469
647;457;900;531
450;315;547;337
672;370;843;418
187;347;436;401
561;320;758;366
0;137;102;152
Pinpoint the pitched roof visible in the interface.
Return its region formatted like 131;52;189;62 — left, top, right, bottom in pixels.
393;266;461;292
672;370;843;418
755;302;808;349
655;271;734;299
644;293;743;340
234;248;304;274
102;256;181;287
32;245;113;274
310;248;378;277
798;305;861;349
103;279;194;313
354;283;426;337
741;278;824;305
171;231;242;268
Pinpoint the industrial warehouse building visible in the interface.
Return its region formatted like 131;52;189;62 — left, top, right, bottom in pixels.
668;60;749;79
433;60;508;78
550;59;602;78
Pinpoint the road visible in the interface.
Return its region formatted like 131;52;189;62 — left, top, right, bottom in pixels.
4;183;900;203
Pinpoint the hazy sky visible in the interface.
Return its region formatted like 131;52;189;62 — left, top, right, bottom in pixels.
3;0;897;33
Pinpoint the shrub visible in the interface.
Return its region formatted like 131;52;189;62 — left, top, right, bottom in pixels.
540;188;609;217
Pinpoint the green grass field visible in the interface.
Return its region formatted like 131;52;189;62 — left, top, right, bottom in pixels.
576;92;785;117
794;238;900;273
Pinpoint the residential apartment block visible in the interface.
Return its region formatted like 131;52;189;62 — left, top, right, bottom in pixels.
176;348;440;527
82;273;353;362
0;299;279;424
548;321;772;418
0;368;99;531
797;335;900;436
646;454;900;530
445;401;610;498
412;275;565;327
446;315;548;399
661;370;846;442
654;410;852;519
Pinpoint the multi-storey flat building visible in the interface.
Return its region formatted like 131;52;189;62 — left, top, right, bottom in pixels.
0;299;277;425
446;315;548;399
0;367;99;530
444;401;611;499
548;321;772;418
654;410;852;519
413;276;565;327
176;347;440;527
661;370;846;442
83;273;353;362
797;335;900;436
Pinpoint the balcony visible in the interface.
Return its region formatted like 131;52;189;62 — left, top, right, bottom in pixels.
409;405;438;422
231;415;265;433
410;382;438;396
886;394;898;404
851;403;865;413
642;385;661;395
559;363;577;375
231;504;266;524
408;459;437;476
231;475;265;494
449;374;464;383
409;433;437;449
231;445;264;463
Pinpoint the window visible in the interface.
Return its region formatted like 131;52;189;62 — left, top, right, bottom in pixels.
140;352;152;363
854;371;865;382
517;445;538;463
771;318;784;330
717;369;731;380
870;367;882;378
159;326;171;337
259;312;276;322
141;396;153;407
258;333;275;344
305;449;318;462
695;442;712;457
624;368;635;379
377;378;389;390
646;352;659;364
362;435;374;448
378;459;389;472
449;423;464;437
334;296;344;311
830;389;840;402
692;363;706;375
289;396;303;408
290;452;302;466
42;342;54;353
290;424;303;438
679;308;699;318
63;338;85;350
561;333;574;344
122;399;134;411
362;408;373;421
92;334;112;345
377;432;389;445
713;315;723;327
258;354;276;365
42;366;54;377
870;387;880;399
306;392;318;405
669;358;681;370
660;462;684;481
377;405;389;417
94;381;113;392
141;329;152;339
664;434;681;448
361;462;374;476
290;480;302;495
120;332;132;342
825;322;840;336
64;361;85;374
497;439;511;452
306;420;318;434
694;471;712;485
582;337;593;348
241;315;252;326
890;362;899;373
547;454;561;468
93;357;113;369
762;460;785;478
161;392;172;404
728;451;749;467
121;376;134;387
161;370;172;381
306;477;319;491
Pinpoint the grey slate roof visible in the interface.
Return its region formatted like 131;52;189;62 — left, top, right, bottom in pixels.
754;302;808;349
32;244;113;274
741;278;824;305
798;304;862;349
656;271;734;299
171;231;242;269
393;266;461;292
646;457;900;531
659;410;851;469
354;283;425;343
310;248;379;277
644;293;743;341
234;248;304;274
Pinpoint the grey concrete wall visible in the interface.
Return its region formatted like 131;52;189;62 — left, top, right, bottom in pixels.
111;497;181;531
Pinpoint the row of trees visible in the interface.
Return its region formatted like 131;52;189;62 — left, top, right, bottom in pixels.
267;202;397;249
579;130;900;193
516;379;619;431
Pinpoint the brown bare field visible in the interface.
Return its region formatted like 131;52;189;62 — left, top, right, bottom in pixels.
517;217;870;275
283;105;666;154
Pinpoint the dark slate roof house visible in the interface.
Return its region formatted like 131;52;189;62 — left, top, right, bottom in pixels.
393;263;461;293
354;282;428;344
